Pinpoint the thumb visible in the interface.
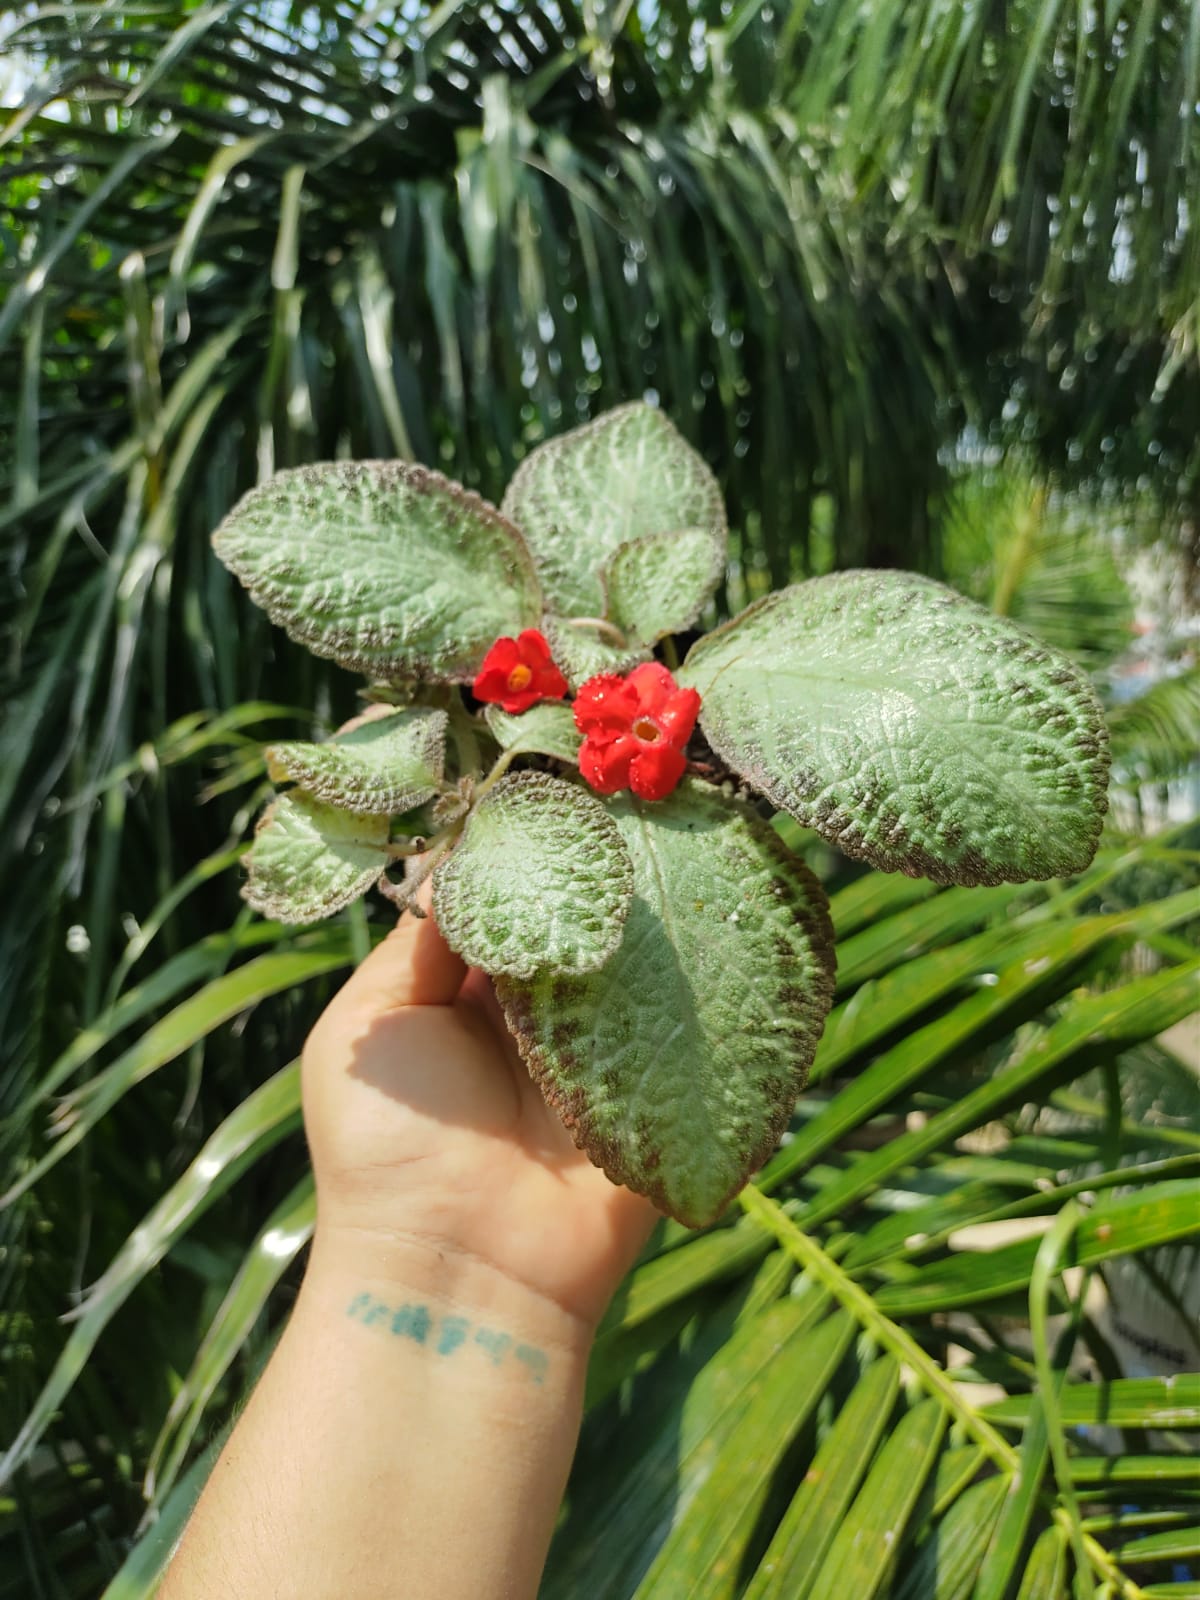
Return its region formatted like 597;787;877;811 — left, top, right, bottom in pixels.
327;887;467;1020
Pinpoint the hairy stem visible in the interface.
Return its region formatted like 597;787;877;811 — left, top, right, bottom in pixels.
564;615;629;649
379;828;461;917
471;745;520;804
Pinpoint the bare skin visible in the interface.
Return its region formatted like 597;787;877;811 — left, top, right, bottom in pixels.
160;900;657;1600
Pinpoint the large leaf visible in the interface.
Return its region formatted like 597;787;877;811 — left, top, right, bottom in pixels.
431;772;633;978
501;402;726;620
265;707;448;815
242;792;390;924
498;780;835;1226
213;462;541;680
682;571;1110;885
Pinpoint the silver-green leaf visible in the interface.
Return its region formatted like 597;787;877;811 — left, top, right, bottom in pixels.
604;526;723;644
484;702;582;764
243;792;390;924
501;403;727;618
213;461;541;681
432;773;633;979
498;781;836;1227
265;707;447;815
682;571;1110;886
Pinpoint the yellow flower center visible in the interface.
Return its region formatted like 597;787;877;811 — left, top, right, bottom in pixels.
507;664;533;691
632;716;661;743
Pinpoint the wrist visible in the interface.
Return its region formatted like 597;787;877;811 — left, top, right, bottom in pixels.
304;1218;598;1372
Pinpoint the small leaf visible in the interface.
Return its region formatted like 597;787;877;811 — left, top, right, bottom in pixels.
484;702;581;763
682;570;1110;885
502;402;727;617
542;612;649;692
243;792;389;924
498;780;836;1226
213;461;541;680
265;706;447;814
432;772;633;978
604;526;722;643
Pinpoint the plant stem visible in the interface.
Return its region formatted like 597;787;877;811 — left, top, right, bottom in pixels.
1031;1202;1102;1600
564;615;629;649
379;827;461;916
739;1185;1021;1473
472;745;520;804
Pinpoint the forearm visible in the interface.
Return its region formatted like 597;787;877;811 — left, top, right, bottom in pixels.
160;1226;593;1600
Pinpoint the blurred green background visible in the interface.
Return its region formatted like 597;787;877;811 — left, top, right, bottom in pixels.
2;5;1199;1597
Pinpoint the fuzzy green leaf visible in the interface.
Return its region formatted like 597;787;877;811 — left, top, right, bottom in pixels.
682;571;1110;885
604;526;722;643
501;402;727;618
265;706;447;814
484;702;581;763
213;461;541;681
498;780;836;1227
243;792;389;923
432;773;633;978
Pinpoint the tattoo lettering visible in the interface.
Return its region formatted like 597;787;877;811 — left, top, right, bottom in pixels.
346;1294;548;1383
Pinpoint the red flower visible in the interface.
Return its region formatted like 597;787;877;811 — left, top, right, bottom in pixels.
574;662;701;802
473;629;568;714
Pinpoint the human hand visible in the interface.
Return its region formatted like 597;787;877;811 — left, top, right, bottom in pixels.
163;901;659;1600
302;896;659;1335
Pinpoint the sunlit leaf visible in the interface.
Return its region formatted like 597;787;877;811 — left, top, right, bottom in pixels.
213;462;541;680
683;572;1110;884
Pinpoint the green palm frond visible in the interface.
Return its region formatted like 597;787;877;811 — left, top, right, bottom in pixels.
941;468;1135;672
4;4;1199;1596
3;822;1199;1597
1109;669;1200;788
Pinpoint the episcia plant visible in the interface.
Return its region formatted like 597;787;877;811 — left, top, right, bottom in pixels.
212;403;1110;1228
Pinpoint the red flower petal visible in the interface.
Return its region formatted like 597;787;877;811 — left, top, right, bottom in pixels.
574;673;640;736
579;733;636;794
497;682;542;714
625;661;678;717
474;630;568;712
516;629;553;667
576;661;699;801
629;742;688;801
532;662;569;702
657;685;701;744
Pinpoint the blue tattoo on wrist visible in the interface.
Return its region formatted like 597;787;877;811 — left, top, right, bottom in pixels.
346;1294;547;1383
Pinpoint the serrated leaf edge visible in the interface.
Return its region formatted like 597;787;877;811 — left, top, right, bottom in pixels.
502;402;728;615
602;524;726;643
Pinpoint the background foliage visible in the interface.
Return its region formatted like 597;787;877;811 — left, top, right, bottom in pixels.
2;2;1198;1595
